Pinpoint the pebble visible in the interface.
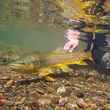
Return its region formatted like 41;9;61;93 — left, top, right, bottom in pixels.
0;96;6;106
58;97;68;107
38;98;51;106
77;98;88;108
89;103;97;109
15;97;26;105
97;107;105;110
66;103;78;110
104;104;110;109
4;80;14;88
0;76;10;80
76;92;85;98
4;100;14;106
88;70;97;77
92;96;105;104
107;93;110;100
57;86;66;95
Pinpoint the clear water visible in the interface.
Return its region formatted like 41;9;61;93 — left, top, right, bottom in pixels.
0;23;65;52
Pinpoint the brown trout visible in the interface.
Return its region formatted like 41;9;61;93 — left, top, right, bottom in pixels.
9;51;92;81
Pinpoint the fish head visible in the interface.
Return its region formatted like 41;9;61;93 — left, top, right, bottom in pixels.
9;55;41;73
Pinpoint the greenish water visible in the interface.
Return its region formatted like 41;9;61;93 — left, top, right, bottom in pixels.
0;23;65;52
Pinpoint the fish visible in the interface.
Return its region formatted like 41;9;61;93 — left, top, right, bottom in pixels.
9;51;93;81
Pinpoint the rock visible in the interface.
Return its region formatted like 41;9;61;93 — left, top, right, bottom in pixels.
47;105;54;110
38;98;51;106
89;103;97;109
97;107;105;110
0;76;10;80
0;96;14;106
92;96;105;104
58;97;68;107
57;86;66;95
0;96;6;106
88;70;97;77
66;103;79;110
4;80;14;88
38;19;43;23
107;93;110;100
15;97;26;105
4;100;14;106
104;104;110;109
76;92;85;98
55;106;64;110
77;98;88;108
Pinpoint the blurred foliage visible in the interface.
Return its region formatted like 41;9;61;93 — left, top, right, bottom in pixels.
0;0;12;24
0;0;64;24
63;0;110;32
0;0;110;31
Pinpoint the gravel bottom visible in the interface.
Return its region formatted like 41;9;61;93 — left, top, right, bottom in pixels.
0;64;110;110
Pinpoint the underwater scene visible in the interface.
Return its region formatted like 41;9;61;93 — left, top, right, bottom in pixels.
0;0;110;109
